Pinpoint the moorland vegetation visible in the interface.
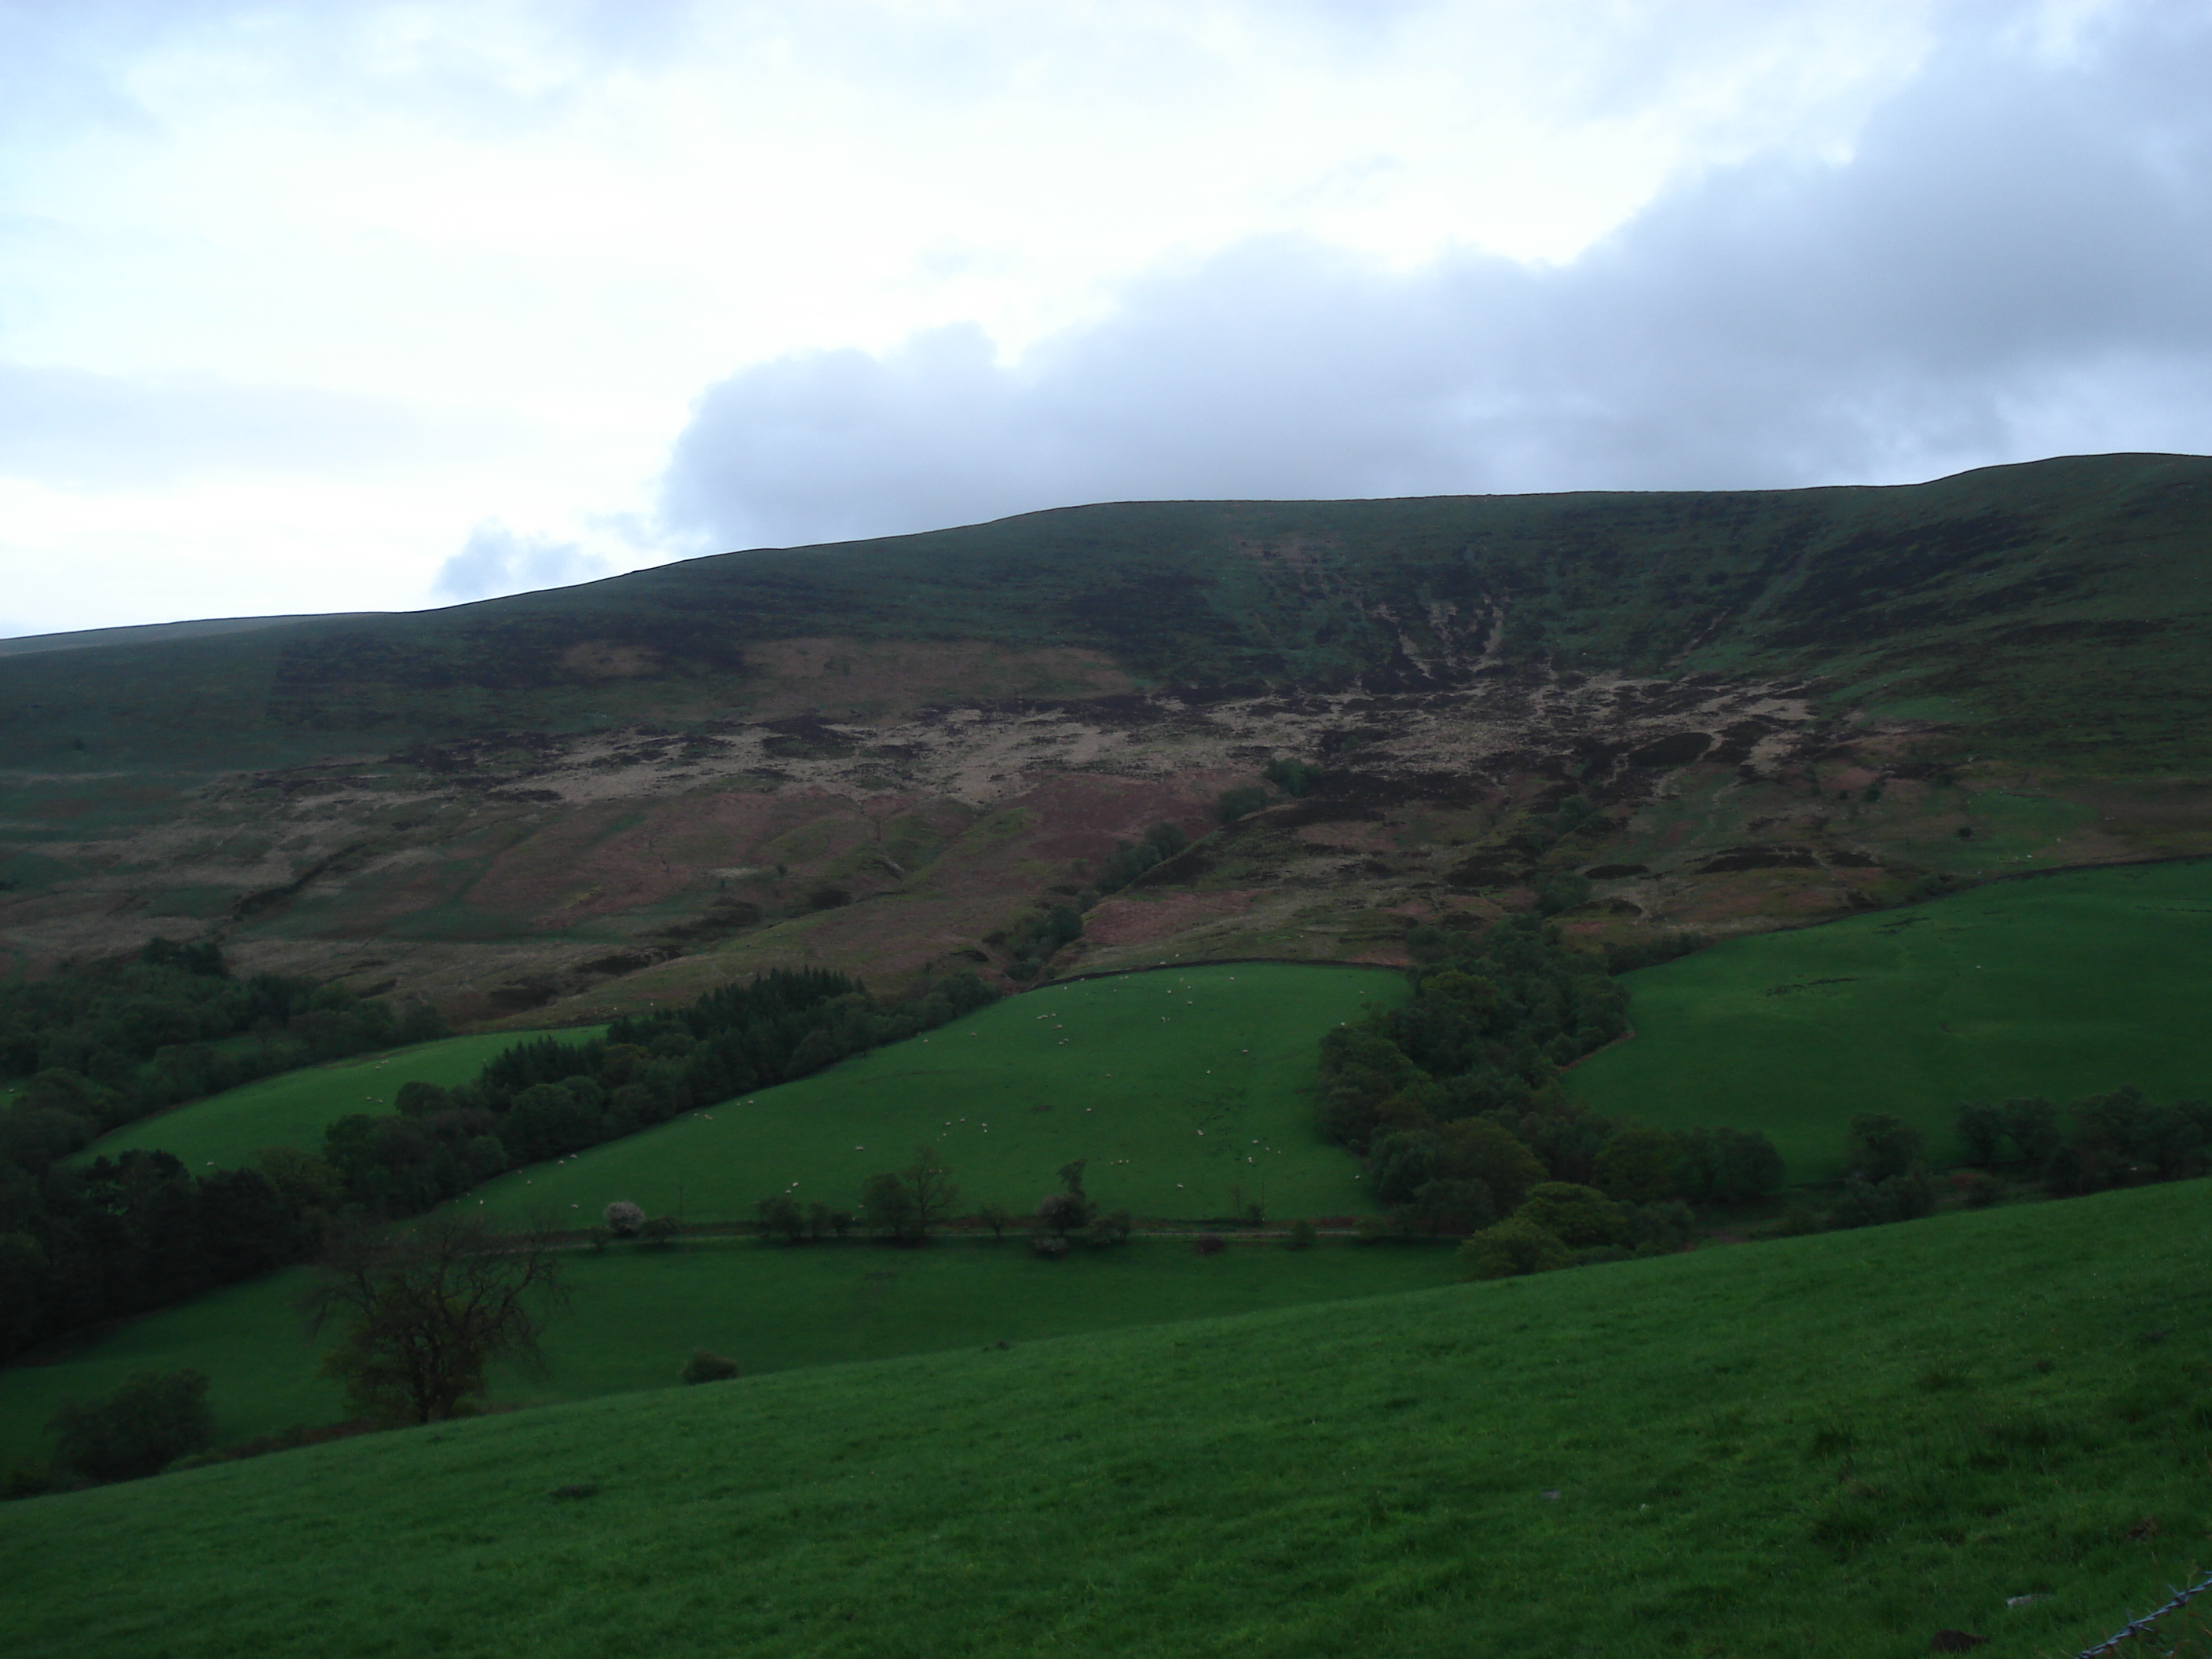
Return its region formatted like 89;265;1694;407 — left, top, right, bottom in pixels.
5;452;2210;1018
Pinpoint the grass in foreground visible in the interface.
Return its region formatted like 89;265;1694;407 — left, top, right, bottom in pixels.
3;1180;2207;1657
1571;858;2212;1181
74;1028;607;1173
0;1236;1456;1466
471;964;1403;1226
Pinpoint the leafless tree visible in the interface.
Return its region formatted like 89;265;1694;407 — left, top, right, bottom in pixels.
303;1212;567;1425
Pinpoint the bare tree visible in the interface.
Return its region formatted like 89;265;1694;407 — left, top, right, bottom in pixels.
304;1212;567;1425
902;1145;961;1232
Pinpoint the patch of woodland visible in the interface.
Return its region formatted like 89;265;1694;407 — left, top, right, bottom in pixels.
1316;912;1783;1266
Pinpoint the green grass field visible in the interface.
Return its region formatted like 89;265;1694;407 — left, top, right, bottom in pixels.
471;965;1404;1228
1571;859;2212;1182
0;1236;1459;1467
5;1178;2208;1657
76;1029;606;1172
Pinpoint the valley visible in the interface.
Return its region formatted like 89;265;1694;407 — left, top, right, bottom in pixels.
4;455;2210;1657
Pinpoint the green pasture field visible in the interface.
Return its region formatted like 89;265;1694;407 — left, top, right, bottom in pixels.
1571;859;2212;1183
471;964;1404;1228
0;1236;1459;1467
75;1029;607;1173
8;1177;2210;1657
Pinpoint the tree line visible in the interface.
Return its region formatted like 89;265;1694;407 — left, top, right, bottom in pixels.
746;1149;1132;1258
0;964;1001;1366
1955;1086;2212;1196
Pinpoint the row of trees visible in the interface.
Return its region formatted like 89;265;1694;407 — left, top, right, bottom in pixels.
313;967;1000;1221
0;966;1001;1364
751;1152;1132;1257
1955;1086;2212;1194
0;1145;309;1364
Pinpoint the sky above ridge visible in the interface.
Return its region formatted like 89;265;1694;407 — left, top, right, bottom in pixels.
2;0;2210;636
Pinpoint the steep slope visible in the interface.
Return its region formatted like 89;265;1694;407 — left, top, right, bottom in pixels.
2;452;2207;1019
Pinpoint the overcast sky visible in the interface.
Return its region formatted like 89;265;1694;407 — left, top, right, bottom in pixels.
2;0;2207;637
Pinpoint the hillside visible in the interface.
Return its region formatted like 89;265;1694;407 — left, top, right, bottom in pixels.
0;1237;1462;1467
1570;856;2212;1181
2;452;2207;1022
5;1178;2207;1657
469;962;1399;1229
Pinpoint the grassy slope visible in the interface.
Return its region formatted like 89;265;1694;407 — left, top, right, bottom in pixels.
471;965;1403;1228
74;1030;607;1172
5;1180;2209;1658
1570;859;2212;1182
0;1238;1459;1467
4;453;2208;769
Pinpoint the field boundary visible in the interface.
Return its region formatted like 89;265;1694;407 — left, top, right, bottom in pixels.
1036;956;1408;989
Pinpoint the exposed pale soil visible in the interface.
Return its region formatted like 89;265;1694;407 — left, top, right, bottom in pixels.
5;643;2204;1024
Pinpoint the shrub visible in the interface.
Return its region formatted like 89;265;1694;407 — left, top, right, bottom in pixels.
1672;1126;1785;1203
1514;1182;1626;1248
1286;1218;1316;1250
1030;1234;1069;1259
602;1201;645;1238
1624;1199;1697;1254
863;1173;923;1241
1193;1233;1226;1256
1084;1208;1133;1247
1592;1126;1683;1203
1889;1162;1940;1221
1217;784;1271;823
1843;1112;1925;1184
1535;872;1591;916
585;1226;613;1254
1395;1177;1493;1238
1035;1191;1092;1237
47;1370;214;1484
681;1350;742;1385
394;1081;451;1116
638;1215;681;1249
1457;1218;1572;1280
976;1201;1016;1240
2;1458;68;1500
756;1194;805;1243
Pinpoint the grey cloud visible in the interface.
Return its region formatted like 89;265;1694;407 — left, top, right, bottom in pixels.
662;5;2212;549
433;524;609;603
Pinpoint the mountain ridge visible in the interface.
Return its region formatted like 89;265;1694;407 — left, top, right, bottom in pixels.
1;451;2206;1020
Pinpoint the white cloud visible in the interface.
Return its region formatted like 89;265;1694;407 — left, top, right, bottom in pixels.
432;522;610;602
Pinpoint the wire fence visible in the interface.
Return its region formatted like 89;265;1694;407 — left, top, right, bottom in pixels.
2074;1566;2212;1658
